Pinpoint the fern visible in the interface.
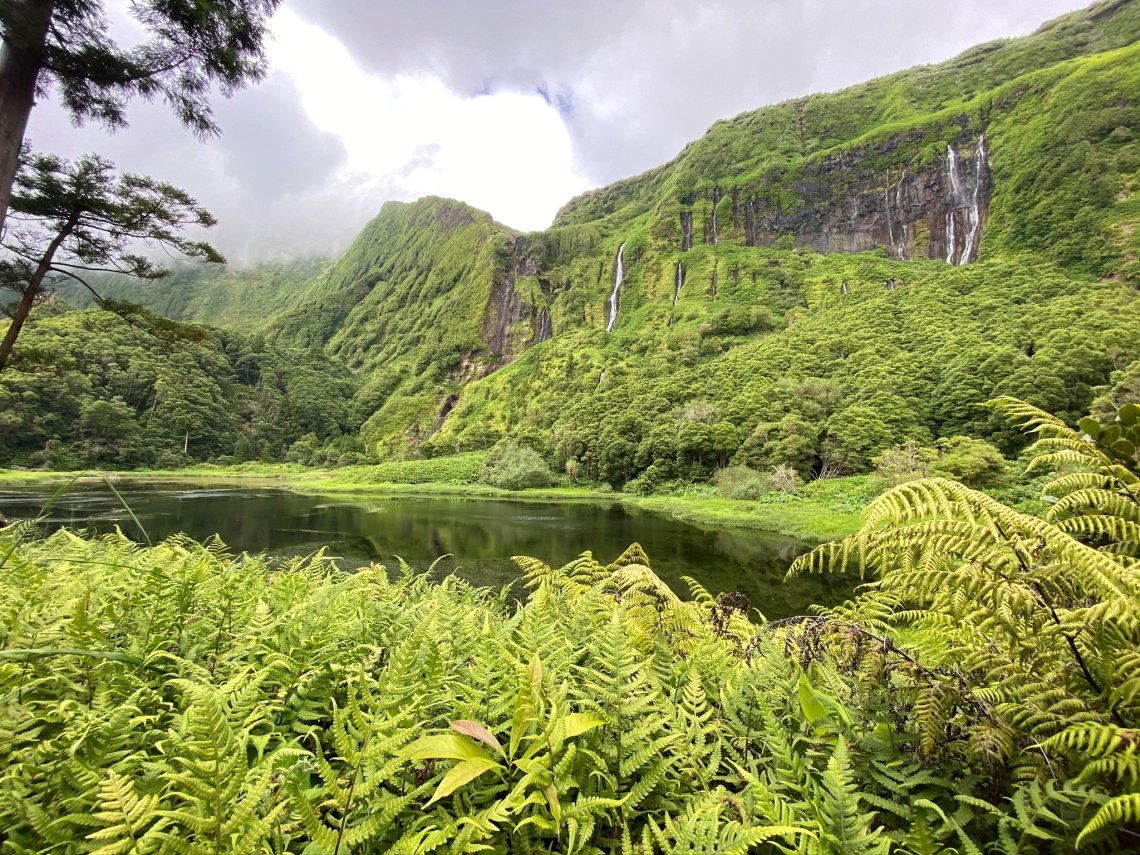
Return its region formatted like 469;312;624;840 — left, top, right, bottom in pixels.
7;414;1140;854
817;738;891;854
87;771;165;854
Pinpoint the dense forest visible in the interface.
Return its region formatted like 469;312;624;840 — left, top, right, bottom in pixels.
0;309;362;468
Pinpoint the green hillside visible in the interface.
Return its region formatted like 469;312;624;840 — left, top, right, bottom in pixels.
263;197;545;454
252;0;1139;478
8;0;1139;484
55;257;331;333
0;309;360;468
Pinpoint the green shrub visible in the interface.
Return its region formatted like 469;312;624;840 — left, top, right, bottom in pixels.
929;435;1009;487
713;465;770;499
481;443;555;490
368;451;487;484
285;432;320;466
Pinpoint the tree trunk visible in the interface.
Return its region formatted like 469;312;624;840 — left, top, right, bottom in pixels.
0;277;40;370
0;212;74;370
0;0;56;238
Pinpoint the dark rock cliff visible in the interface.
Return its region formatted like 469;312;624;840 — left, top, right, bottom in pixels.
682;126;991;265
483;246;546;360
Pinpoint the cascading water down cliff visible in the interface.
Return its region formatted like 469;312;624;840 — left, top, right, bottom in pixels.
605;243;626;333
688;128;992;263
944;135;989;265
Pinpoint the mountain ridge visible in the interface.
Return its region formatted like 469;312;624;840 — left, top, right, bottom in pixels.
42;0;1140;479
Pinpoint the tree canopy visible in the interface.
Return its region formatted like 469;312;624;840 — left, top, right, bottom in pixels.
0;149;222;370
0;0;282;234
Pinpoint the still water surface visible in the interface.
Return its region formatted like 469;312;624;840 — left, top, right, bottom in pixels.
0;484;854;620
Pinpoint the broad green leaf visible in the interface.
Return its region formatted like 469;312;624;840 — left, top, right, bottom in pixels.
1079;417;1102;438
513;757;549;775
562;712;604;739
798;673;830;728
404;733;495;763
544;782;562;824
1111;439;1135;458
528;651;543;689
427;757;501;805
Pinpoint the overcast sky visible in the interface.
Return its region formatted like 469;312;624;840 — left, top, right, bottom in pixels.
26;0;1089;264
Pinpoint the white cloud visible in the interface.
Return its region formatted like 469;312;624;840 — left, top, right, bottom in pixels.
265;10;589;231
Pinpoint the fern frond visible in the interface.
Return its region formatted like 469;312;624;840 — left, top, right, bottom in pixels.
87;771;164;855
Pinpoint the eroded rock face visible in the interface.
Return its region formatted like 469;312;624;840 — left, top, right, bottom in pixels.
680;125;991;264
483;244;551;361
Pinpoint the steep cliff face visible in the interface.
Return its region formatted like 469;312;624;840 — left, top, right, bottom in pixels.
261;198;558;451
678;127;991;264
268;197;547;373
534;11;1138;352
483;247;549;360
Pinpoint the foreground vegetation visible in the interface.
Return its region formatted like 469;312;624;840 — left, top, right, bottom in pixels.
2;398;1138;852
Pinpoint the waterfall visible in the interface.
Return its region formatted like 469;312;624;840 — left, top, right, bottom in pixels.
946;144;961;203
840;281;849;296
710;186;721;244
944;143;962;265
605;243;625;333
681;212;693;252
884;177;895;258
894;169;908;259
744;200;757;246
849;196;859;252
961;134;987;263
537;309;552;342
673;262;685;306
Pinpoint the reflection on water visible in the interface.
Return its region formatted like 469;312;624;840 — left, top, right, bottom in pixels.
0;484;855;620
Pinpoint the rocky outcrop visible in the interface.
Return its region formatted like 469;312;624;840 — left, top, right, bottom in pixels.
484;247;547;360
680;126;991;264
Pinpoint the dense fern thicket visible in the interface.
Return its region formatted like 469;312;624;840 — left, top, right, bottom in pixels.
0;310;361;468
3;397;1140;852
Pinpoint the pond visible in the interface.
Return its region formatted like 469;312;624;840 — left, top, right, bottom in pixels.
0;484;856;620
